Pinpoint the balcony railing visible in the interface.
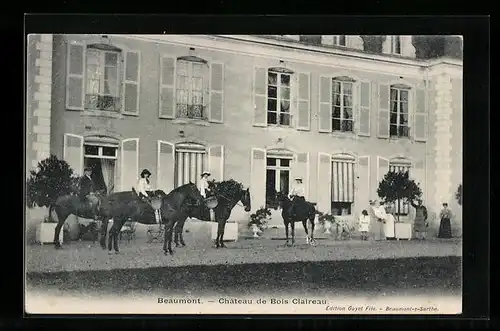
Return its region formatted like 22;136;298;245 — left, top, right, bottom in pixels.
176;104;207;120
85;94;120;112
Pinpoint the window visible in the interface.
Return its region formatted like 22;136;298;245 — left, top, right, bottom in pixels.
387;160;411;215
391;36;402;55
332;78;354;132
174;143;207;187
85;46;121;111
84;143;118;193
265;156;291;208
267;70;292;126
334;35;347;47
390;86;410;137
176;58;207;120
299;35;322;45
330;154;355;216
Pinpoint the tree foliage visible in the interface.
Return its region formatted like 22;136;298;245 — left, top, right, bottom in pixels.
377;171;422;219
455;183;462;206
26;155;79;211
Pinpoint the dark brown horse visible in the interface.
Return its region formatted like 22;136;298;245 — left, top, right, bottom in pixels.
52;189;106;249
98;183;204;255
275;191;317;246
175;180;251;248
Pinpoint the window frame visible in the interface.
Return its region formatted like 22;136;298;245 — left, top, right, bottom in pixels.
173;142;207;188
83;143;118;160
390;36;402;55
333;35;347;47
330;153;356;216
331;77;355;133
84;46;122;112
389;86;411;138
265;155;292;208
175;58;208;120
267;69;293;127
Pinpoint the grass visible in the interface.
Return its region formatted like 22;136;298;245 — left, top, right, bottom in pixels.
26;256;461;297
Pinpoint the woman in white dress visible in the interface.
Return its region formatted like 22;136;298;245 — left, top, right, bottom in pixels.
384;205;396;239
136;169;152;199
358;209;371;240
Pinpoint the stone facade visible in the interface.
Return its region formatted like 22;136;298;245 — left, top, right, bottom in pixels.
26;34;463;239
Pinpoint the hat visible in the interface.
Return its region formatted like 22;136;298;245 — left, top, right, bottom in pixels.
84;166;92;172
201;171;211;177
140;169;151;177
442;202;448;206
369;199;377;205
294;176;303;181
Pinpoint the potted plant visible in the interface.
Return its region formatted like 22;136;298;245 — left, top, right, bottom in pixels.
26;155;79;244
248;207;271;238
316;211;335;234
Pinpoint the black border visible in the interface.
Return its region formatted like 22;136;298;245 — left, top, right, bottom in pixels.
12;13;490;329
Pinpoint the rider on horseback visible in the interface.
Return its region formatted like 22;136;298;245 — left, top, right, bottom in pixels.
79;166;99;212
198;171;212;198
289;176;306;217
136;169;153;200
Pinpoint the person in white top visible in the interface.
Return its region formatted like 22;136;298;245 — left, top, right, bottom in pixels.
289;177;306;217
136;169;152;199
384;205;396;239
358;209;370;240
370;200;388;241
198;171;211;198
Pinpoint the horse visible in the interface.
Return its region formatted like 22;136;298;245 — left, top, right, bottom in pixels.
275;191;317;246
175;179;251;248
98;182;204;255
52;189;107;249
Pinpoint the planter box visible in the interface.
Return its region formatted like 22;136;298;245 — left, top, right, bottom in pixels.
395;223;412;240
211;222;238;241
36;223;63;244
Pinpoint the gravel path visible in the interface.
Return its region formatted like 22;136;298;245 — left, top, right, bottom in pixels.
25;236;462;274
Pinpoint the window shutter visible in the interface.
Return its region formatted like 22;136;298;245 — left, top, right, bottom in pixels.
296;72;311;131
159;56;176;119
157;141;175;193
358;81;371;136
123;50;141;114
376;156;389;192
253;67;267;127
413;87;428;142
356;156;370;215
120;138;139;191
377;84;390;138
209;62;224;123
411;159;425;202
291;152;309;199
208;145;224;182
318;76;332;133
63;133;83;175
250;148;267;211
66;41;85;110
317;152;332;213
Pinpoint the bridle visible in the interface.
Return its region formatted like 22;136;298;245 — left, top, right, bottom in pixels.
216;189;249;209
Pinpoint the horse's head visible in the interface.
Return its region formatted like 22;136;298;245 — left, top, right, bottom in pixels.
240;187;251;212
274;191;289;208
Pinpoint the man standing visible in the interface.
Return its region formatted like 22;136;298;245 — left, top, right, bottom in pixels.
410;198;428;240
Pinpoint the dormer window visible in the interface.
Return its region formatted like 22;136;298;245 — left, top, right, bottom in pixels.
333;35;347;47
391;36;402;55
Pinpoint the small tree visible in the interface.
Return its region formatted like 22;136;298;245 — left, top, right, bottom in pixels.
26;155;79;222
455;183;462;206
377;171;422;222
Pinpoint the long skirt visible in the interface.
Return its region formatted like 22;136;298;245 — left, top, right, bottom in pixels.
438;217;452;238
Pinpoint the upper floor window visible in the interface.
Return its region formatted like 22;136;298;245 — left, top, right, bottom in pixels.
176;58;208;120
267;69;292;126
85;46;121;111
332;77;355;132
333;35;347;47
390;85;410;138
391;36;402;55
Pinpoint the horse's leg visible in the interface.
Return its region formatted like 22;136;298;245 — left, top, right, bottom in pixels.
218;219;227;248
163;220;175;255
173;221;180;247
178;217;187;247
309;216;316;245
284;220;290;247
99;218;109;250
53;209;65;249
302;220;310;245
112;219;125;254
290;221;296;246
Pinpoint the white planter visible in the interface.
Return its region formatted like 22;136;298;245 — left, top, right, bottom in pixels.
211;222;239;241
251;224;260;238
395;223;413;240
36;222;63;244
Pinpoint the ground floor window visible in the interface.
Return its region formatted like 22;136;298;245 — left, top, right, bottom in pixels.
83;143;118;193
265;156;291;208
331;154;355;215
174;142;207;187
